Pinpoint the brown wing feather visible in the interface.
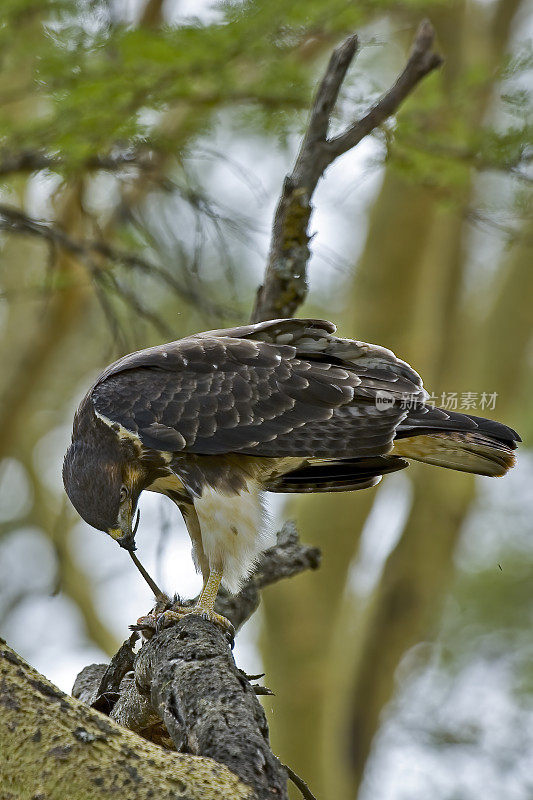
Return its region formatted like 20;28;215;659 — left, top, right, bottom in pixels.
91;320;425;460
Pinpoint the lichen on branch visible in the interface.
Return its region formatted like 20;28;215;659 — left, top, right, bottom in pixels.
0;639;254;800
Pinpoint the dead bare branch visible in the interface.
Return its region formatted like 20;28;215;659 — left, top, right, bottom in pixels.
252;20;442;322
326;22;443;159
282;761;319;800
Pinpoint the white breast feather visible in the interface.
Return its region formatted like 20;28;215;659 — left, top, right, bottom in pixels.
193;481;274;594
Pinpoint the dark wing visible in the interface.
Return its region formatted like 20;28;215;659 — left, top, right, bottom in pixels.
91;319;424;459
264;455;409;493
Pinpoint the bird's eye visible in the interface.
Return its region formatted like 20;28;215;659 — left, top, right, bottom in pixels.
119;485;129;503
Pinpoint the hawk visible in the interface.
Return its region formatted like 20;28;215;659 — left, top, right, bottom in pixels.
63;318;519;630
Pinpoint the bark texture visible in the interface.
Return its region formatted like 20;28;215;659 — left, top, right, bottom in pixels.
0;638;254;800
68;523;319;800
113;616;287;799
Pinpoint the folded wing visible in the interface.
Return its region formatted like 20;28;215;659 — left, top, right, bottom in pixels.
91;318;423;461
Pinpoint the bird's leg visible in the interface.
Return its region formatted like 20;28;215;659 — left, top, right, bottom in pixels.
148;570;234;637
195;570;224;616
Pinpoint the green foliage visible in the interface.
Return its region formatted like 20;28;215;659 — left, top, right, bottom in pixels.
387;44;533;201
0;0;529;202
1;0;366;168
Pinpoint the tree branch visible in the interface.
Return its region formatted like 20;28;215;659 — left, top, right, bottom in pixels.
0;639;254;799
326;21;443;160
0;202;229;326
251;20;442;323
0;149;148;178
72;524;320;799
73;618;290;798
113;616;289;799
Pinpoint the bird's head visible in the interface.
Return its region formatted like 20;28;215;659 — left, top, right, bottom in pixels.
62;437;144;551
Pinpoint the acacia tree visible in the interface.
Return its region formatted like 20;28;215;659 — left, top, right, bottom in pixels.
0;15;446;797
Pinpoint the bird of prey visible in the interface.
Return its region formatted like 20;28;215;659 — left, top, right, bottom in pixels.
63;318;519;630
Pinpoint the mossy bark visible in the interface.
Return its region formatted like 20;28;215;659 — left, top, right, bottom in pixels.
0;639;254;800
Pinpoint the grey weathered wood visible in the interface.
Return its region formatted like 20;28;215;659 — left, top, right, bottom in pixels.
118;615;287;799
74;523;320;798
252;20;442;323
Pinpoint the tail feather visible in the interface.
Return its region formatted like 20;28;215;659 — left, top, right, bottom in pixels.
397;407;520;444
266;409;519;493
461;412;520;447
392;408;519;477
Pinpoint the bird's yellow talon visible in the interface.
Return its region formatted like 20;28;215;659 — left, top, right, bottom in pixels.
195;608;235;637
152;605;234;636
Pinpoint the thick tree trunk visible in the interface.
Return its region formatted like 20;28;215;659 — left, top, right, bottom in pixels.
0;638;254;800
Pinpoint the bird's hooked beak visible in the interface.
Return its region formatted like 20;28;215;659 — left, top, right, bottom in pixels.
108;507;140;551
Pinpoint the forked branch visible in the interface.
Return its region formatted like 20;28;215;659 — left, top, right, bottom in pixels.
252;20;442;323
